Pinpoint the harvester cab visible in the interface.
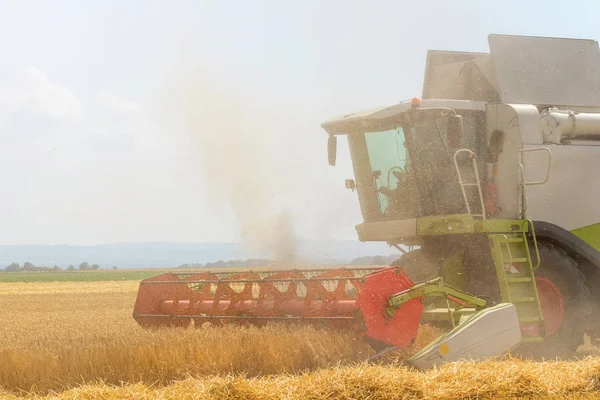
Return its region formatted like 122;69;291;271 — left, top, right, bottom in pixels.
133;34;600;370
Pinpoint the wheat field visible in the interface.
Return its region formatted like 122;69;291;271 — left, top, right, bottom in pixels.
2;278;600;399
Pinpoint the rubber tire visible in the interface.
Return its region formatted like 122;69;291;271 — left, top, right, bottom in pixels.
515;241;592;360
578;260;600;336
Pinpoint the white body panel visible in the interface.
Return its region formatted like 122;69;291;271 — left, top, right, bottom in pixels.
486;104;600;231
486;104;527;219
522;143;600;230
410;303;522;370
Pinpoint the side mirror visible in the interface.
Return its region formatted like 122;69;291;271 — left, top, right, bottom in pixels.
328;134;337;166
447;115;463;148
345;179;356;192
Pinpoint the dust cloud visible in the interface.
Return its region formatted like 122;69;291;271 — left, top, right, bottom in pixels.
179;77;302;266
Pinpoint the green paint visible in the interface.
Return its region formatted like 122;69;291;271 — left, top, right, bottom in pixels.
571;223;600;251
417;214;476;236
413;214;545;342
488;232;543;340
386;277;486;318
479;219;531;234
417;214;531;237
441;247;466;290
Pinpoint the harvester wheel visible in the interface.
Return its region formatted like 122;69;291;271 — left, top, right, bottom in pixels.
516;241;592;360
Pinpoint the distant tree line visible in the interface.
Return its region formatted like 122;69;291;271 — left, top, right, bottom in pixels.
177;258;279;269
1;262;118;272
177;255;402;269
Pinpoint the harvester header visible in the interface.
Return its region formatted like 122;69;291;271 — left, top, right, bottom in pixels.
133;266;425;349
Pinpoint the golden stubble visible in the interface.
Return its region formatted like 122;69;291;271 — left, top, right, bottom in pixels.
2;280;600;400
0;280;370;395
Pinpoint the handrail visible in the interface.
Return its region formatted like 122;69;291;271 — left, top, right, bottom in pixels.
524;219;541;270
518;163;528;219
453;149;486;219
519;147;552;185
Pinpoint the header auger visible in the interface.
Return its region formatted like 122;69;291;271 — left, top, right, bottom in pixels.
135;34;600;369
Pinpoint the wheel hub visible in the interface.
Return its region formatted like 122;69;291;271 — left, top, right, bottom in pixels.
520;277;564;338
535;277;565;337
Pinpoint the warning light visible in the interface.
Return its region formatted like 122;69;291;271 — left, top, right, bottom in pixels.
411;97;421;108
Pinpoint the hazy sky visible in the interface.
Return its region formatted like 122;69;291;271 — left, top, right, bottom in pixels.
0;0;598;245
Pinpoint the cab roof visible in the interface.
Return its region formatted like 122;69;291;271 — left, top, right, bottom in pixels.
321;99;486;135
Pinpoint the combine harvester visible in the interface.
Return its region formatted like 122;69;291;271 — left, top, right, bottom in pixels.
134;34;600;369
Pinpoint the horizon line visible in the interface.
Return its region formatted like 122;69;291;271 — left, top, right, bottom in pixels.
0;239;370;247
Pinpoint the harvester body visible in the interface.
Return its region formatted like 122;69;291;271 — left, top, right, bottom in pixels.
134;34;600;368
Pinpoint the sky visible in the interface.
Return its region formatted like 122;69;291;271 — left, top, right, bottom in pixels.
0;0;598;246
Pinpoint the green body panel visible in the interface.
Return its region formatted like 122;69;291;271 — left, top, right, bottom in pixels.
488;233;544;340
440;247;466;289
571;223;600;251
417;214;532;237
404;214;545;342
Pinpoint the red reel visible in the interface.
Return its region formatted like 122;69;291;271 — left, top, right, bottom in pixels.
355;267;424;348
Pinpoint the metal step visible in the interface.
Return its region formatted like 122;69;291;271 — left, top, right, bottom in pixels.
506;277;533;283
511;297;536;303
489;231;545;346
503;238;525;243
518;316;542;322
521;337;544;343
502;257;529;263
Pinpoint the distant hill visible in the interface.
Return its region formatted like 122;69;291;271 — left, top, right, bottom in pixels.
0;240;405;270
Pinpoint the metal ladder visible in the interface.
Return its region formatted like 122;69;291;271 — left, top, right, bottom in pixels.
489;222;544;342
453;149;486;219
